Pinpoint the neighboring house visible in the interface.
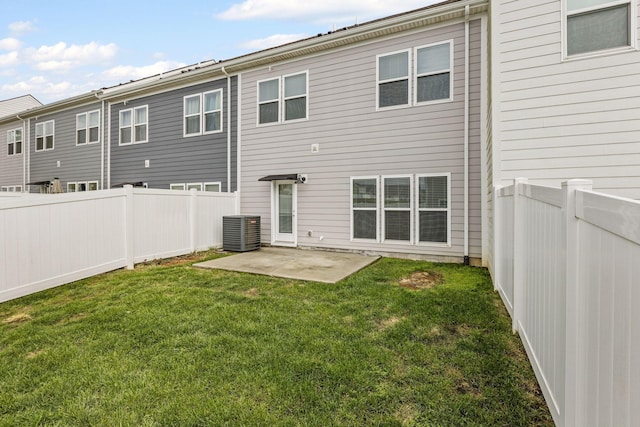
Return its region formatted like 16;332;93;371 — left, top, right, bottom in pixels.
491;0;640;200
237;0;488;263
20;94;105;193
0;95;42;192
104;76;237;192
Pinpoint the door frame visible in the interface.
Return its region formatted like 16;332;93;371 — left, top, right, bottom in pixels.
270;180;297;247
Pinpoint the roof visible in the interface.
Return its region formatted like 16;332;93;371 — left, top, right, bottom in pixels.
0;95;42;119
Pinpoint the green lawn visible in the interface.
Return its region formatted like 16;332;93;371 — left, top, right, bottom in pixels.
0;252;553;426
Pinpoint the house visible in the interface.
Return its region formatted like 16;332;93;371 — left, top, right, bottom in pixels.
0;95;42;192
490;0;640;200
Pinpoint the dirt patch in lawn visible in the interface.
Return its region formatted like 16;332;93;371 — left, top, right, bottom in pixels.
398;271;444;290
377;316;404;331
141;250;222;267
3;312;32;325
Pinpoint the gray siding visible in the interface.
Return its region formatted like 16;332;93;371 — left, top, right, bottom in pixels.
109;79;232;190
0;119;25;189
239;18;485;260
29;102;103;192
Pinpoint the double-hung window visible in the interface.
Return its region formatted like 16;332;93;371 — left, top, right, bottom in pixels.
76;110;100;145
415;42;453;103
565;0;633;56
7;128;22;155
383;176;412;242
351;177;379;240
184;89;223;136
258;71;308;125
417;174;450;244
35;120;54;151
377;50;410;108
119;105;148;145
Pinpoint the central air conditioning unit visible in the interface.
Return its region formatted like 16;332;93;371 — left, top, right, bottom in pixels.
223;215;261;252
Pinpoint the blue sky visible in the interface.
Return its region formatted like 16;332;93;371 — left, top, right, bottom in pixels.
0;0;438;104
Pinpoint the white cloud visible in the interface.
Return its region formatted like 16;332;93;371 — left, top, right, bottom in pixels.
8;20;36;35
217;0;436;23
0;51;19;67
0;38;21;51
2;76;73;97
29;41;118;63
102;60;187;81
240;33;308;50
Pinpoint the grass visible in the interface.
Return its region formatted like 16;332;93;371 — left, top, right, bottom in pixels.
0;251;553;426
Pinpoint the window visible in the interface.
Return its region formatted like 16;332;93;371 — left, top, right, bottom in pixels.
258;71;308;125
119;105;148;145
258;78;280;124
204;182;221;192
351;177;379;240
184;90;223;136
67;182;76;192
415;42;452;103
77;110;100;145
67;181;99;192
187;183;203;191
417;174;450;244
7;128;22;155
170;183;186;190
383;176;412;242
377;50;410;108
35;120;54;151
566;0;633;56
1;185;21;192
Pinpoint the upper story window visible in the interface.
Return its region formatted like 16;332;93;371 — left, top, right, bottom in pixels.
566;0;634;56
257;71;308;125
76;110;100;145
377;41;452;110
35;120;54;151
7;128;22;155
119;105;148;145
184;89;223;137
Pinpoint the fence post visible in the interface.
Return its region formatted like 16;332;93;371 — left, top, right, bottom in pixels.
190;188;197;253
124;185;134;270
512;177;527;332
493;185;502;291
563;179;592;427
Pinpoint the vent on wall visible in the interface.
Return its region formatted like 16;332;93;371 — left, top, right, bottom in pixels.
223;216;261;252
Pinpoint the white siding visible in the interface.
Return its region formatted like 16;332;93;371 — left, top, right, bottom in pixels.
239;18;485;260
494;0;640;199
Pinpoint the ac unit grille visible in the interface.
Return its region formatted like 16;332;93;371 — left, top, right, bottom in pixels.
223;216;261;252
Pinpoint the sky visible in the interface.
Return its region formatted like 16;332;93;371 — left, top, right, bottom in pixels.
0;0;439;105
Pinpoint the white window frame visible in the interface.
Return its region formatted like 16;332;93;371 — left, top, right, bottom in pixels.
350;176;380;242
415;173;451;247
381;175;413;244
282;71;309;123
414;40;454;106
1;185;22;192
376;49;411;111
66;181;99;192
184;89;224;137
35;120;55;152
7;128;22;156
119;105;148;145
562;0;636;59
204;182;222;192
186;183;203;191
170;183;186;190
257;77;280;126
76;110;100;145
67;182;76;192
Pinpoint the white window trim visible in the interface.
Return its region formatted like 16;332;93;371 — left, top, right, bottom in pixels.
1;185;22;192
562;0;636;60
170;183;186;190
76;110;100;145
376;49;411;111
119;105;149;146
66;181;99;192
257;77;280;126
350;176;380;242
414;40;454;106
415;173;451;248
204;182;222;192
186;182;203;191
67;182;76;192
381;174;414;244
35;120;55;152
282;70;309;123
184;89;224;137
7;128;22;156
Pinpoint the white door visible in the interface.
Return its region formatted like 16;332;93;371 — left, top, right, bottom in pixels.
273;181;296;246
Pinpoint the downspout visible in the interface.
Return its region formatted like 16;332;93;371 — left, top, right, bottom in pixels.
107;102;111;189
96;92;105;190
464;4;470;265
16;114;26;191
222;66;232;193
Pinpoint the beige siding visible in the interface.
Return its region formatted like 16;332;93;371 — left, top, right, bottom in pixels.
239;18;485;260
494;0;640;199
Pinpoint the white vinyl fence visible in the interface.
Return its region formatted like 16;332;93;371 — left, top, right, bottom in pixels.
0;187;238;303
493;178;640;427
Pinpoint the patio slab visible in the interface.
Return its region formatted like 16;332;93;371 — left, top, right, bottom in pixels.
194;247;379;283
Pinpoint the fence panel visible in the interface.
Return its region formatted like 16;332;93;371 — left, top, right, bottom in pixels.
494;186;514;314
194;192;238;250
